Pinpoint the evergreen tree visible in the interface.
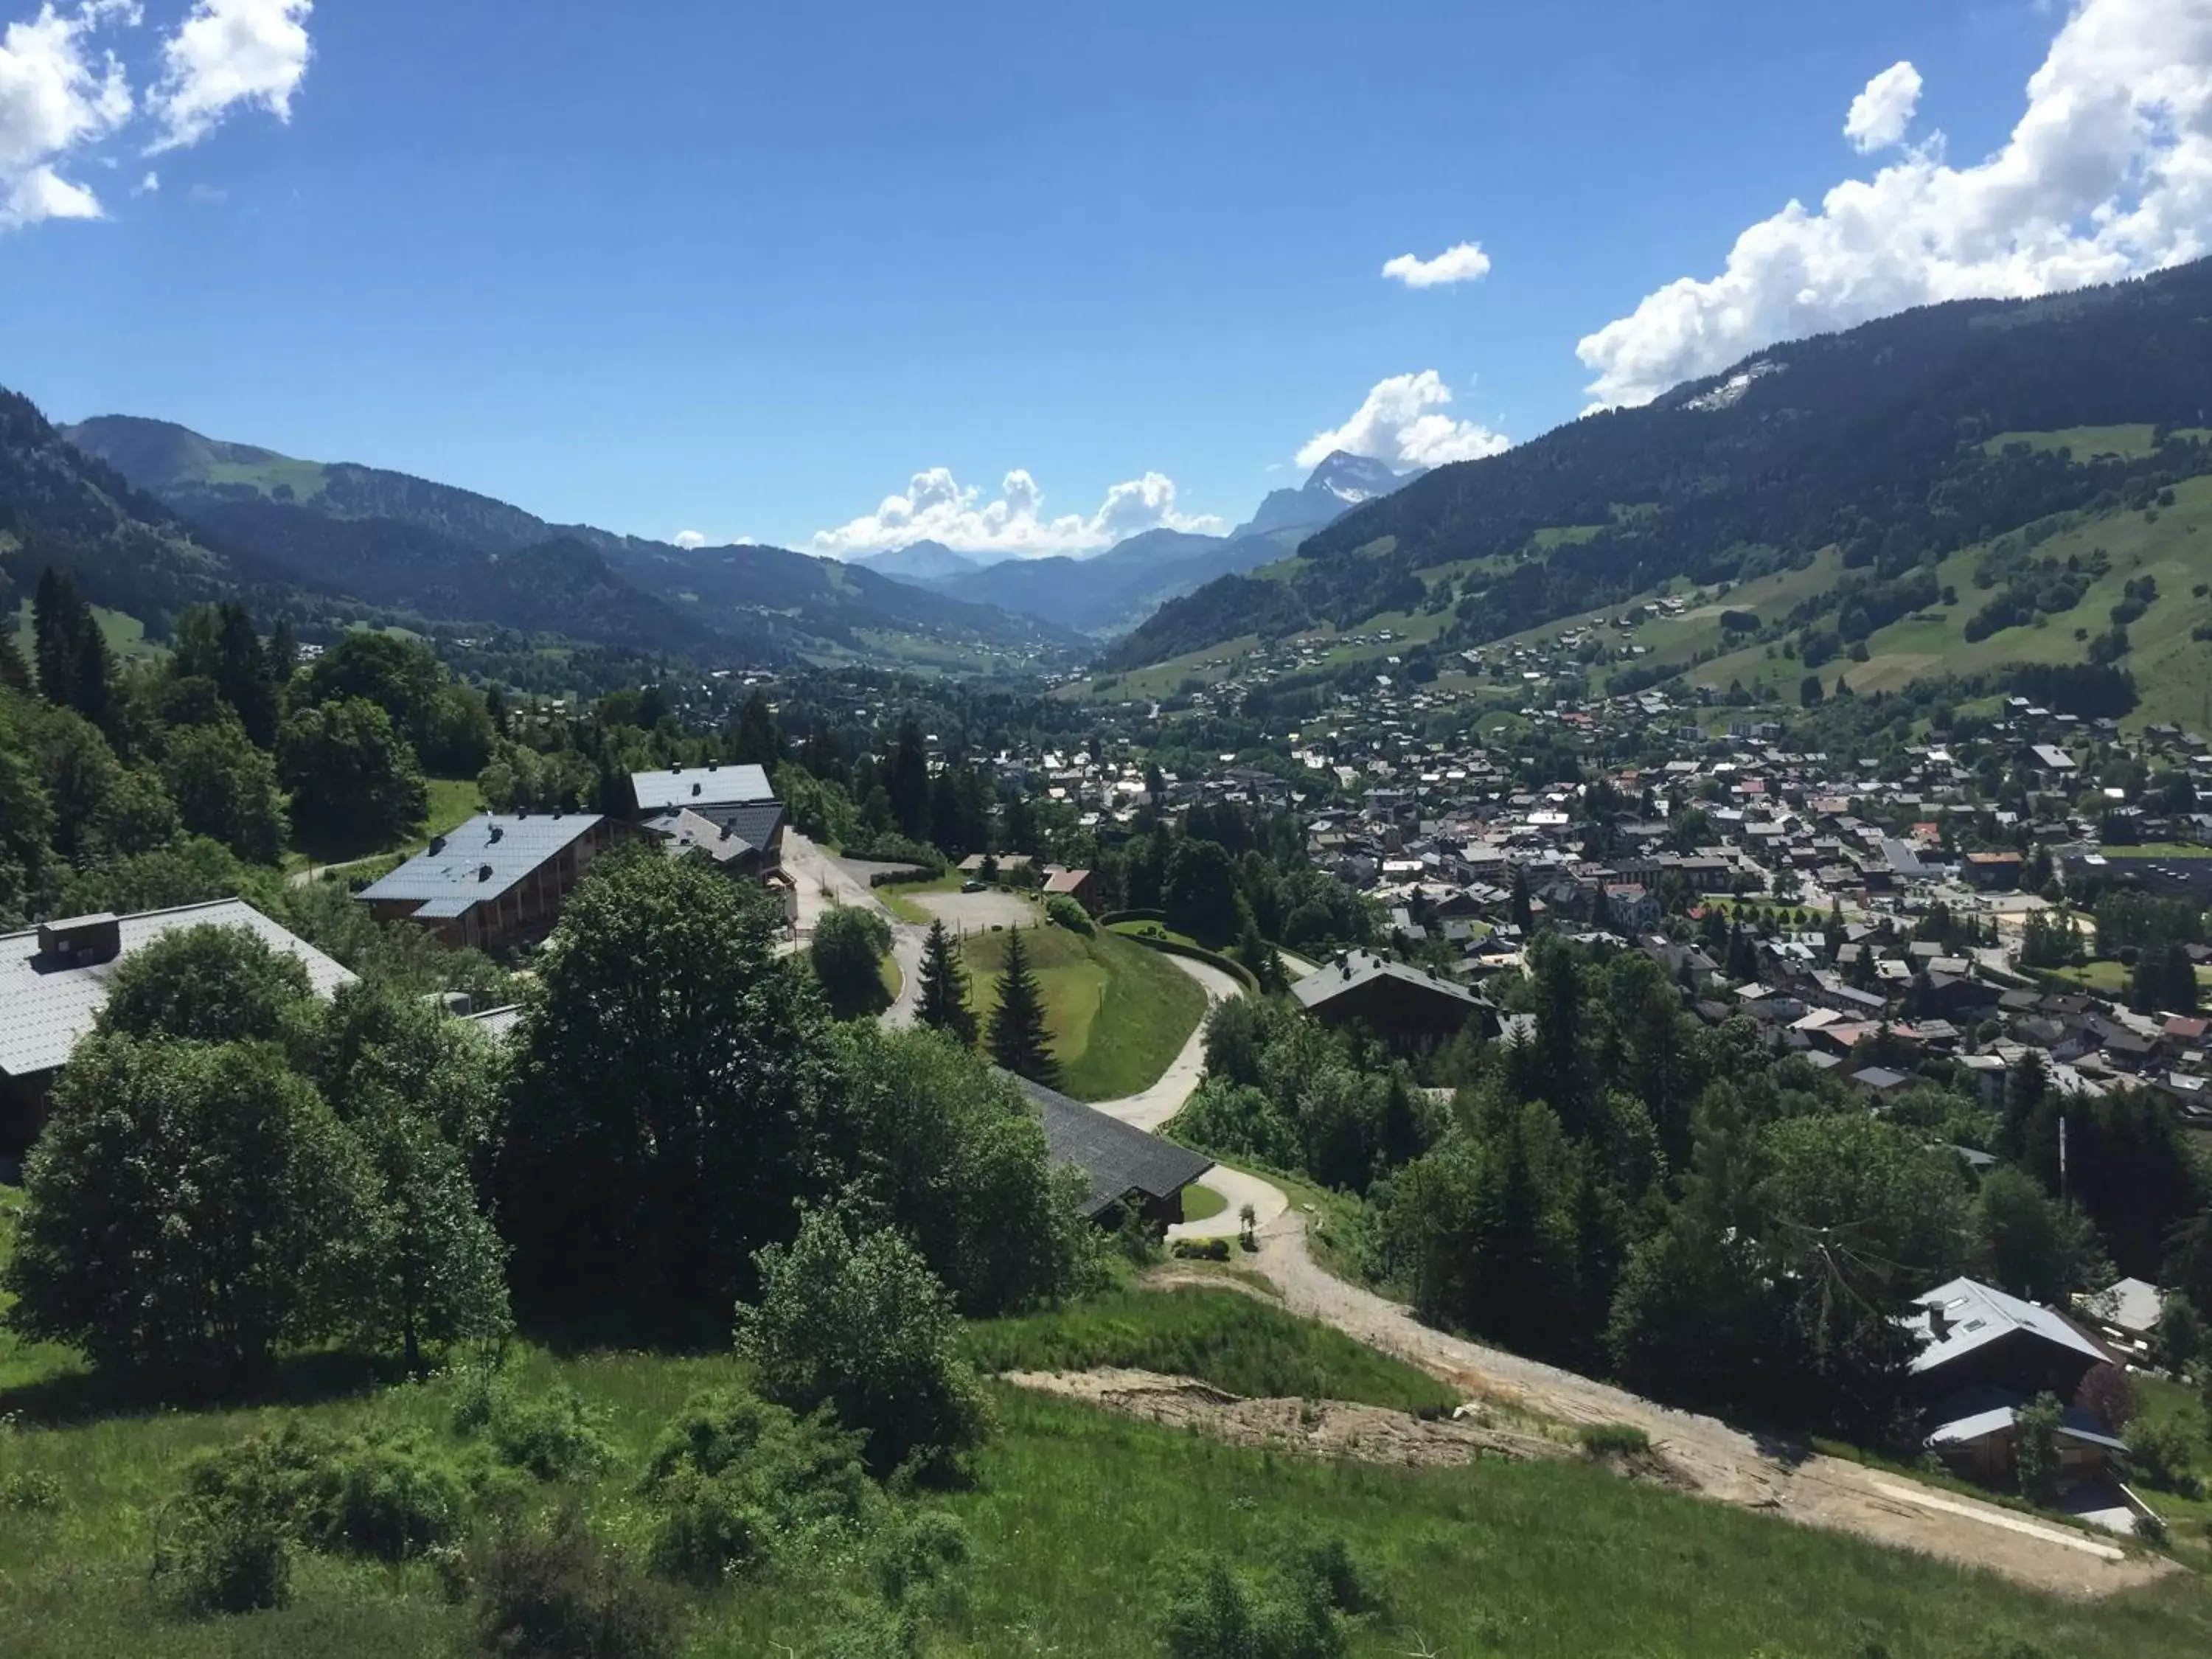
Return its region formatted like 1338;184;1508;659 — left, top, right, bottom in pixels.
72;620;114;734
917;918;978;1046
987;926;1057;1087
888;716;930;842
1509;865;1533;933
0;627;31;692
31;566;83;709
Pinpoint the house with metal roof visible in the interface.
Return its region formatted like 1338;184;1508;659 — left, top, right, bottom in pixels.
1015;1076;1214;1228
1;901;355;1159
355;812;622;953
628;762;776;815
1290;949;1496;1051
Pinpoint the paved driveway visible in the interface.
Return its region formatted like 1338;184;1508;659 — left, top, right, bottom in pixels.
908;887;1040;935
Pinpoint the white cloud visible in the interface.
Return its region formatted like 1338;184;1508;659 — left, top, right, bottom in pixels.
148;0;311;153
1381;240;1492;288
672;529;709;550
131;164;153;191
0;1;135;229
1295;370;1511;470
810;467;1225;560
1578;0;2212;408
1843;60;1922;153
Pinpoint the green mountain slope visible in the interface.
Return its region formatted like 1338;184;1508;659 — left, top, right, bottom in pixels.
1106;259;2212;684
63;414;1085;669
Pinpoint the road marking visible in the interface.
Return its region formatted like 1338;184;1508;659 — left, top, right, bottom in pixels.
1865;1479;2126;1560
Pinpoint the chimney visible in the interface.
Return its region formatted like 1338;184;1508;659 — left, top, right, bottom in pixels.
478;863;495;882
719;824;731;840
37;912;122;966
692;782;702;796
428;835;447;855
707;759;718;771
488;823;504;844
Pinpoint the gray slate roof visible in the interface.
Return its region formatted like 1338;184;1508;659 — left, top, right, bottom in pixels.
641;801;785;861
1291;949;1487;1012
1015;1076;1214;1218
630;764;774;813
356;813;604;919
1907;1277;2109;1375
0;900;355;1079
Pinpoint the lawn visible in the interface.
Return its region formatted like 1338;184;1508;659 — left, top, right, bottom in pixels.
877;951;902;1004
962;923;1207;1102
2045;959;2212;995
2131;1374;2212;1572
1180;1182;1228;1224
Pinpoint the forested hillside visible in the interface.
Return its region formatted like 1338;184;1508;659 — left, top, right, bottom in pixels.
65;415;1083;669
1107;259;2212;672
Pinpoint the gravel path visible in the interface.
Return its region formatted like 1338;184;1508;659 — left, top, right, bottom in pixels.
1166;1163;1289;1243
1248;1206;2171;1597
1086;955;1243;1131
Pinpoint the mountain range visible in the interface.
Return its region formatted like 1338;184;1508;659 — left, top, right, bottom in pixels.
848;451;1422;636
1105;257;2212;673
50;415;1086;671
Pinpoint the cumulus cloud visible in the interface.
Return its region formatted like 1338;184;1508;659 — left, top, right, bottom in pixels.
1843;60;1922;153
0;1;135;229
148;0;311;153
1578;0;2212;408
1381;240;1492;288
1295;370;1511;470
810;467;1225;559
672;529;708;549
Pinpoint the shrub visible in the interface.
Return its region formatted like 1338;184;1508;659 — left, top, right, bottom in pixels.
1161;1537;1384;1659
167;1511;293;1616
2135;1509;2171;1548
0;1470;63;1512
867;1507;970;1605
471;1510;681;1659
463;1382;614;1483
2123;1414;2205;1497
1172;1238;1232;1262
638;1389;875;1585
1579;1422;1653;1458
296;1433;470;1562
738;1205;990;1481
813;904;895;1020
1043;894;1094;935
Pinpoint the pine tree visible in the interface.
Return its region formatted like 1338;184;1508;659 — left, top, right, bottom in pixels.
72;621;114;733
917;919;978;1046
0;627;29;692
1509;865;1533;933
987;926;1057;1087
31;566;80;709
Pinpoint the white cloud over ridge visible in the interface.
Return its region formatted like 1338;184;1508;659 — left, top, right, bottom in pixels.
1843;60;1921;153
1381;240;1492;288
672;530;708;550
148;0;310;153
1297;370;1510;470
0;2;133;229
811;467;1225;560
1577;0;2212;408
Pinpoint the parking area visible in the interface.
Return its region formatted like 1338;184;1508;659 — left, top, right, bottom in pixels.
907;887;1040;934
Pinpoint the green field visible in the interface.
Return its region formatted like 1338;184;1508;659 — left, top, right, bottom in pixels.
10;599;161;669
963;922;1206;1101
1982;424;2165;461
1692;476;2212;727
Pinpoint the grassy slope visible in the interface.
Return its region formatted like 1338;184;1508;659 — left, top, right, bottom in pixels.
1692;476;2212;726
284;774;487;871
10;599;161;667
964;1287;1456;1413
4;1200;2211;1655
962;922;1206;1101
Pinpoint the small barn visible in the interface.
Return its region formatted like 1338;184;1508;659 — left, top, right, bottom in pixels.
1015;1077;1213;1230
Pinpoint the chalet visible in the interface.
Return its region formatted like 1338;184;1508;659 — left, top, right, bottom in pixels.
1015;1077;1213;1228
1043;867;1100;913
357;812;622;953
0;901;354;1160
1963;852;2025;891
1292;950;1496;1051
1907;1278;2124;1489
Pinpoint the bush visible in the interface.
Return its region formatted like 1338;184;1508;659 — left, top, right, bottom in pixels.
737;1205;990;1481
1579;1422;1652;1458
867;1507;970;1606
471;1510;681;1659
1043;894;1094;935
0;1470;63;1513
813;903;895;1020
470;1383;614;1483
1161;1537;1384;1659
2123;1414;2205;1497
1173;1238;1232;1262
637;1389;876;1585
167;1511;293;1616
296;1433;470;1562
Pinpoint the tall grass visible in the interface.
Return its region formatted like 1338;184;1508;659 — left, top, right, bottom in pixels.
964;1288;1456;1413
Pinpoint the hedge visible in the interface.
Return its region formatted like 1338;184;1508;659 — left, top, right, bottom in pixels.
1115;930;1259;995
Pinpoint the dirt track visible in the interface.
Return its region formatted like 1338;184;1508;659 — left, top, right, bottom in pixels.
1248;1208;2172;1598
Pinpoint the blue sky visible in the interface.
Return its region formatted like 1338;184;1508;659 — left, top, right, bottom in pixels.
2;1;2202;557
